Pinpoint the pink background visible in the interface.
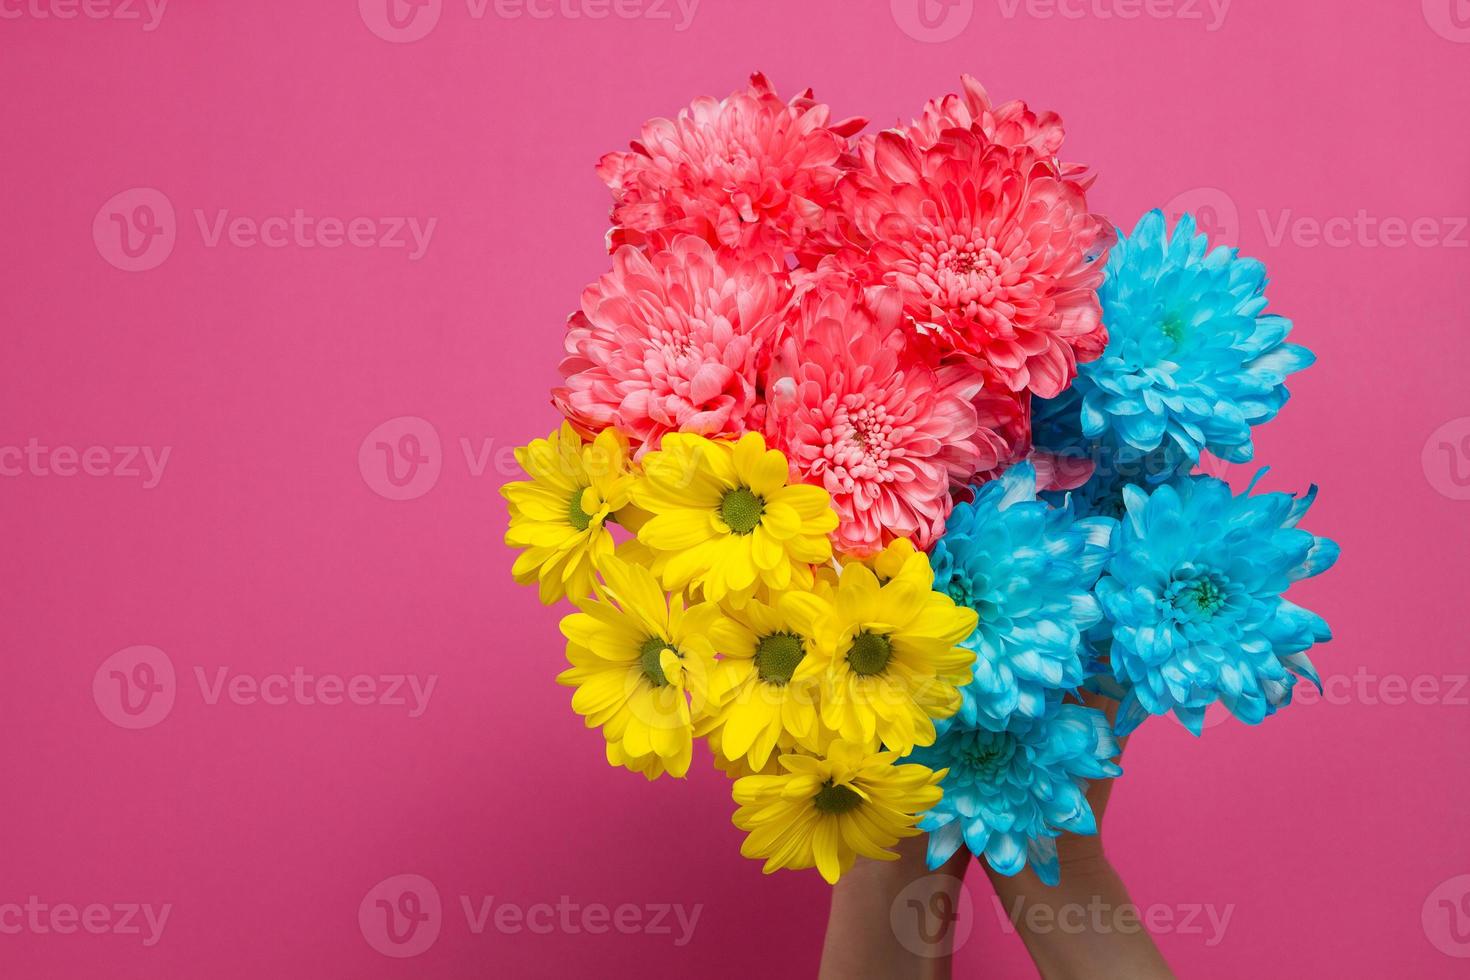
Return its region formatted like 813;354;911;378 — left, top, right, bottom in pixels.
3;1;1468;976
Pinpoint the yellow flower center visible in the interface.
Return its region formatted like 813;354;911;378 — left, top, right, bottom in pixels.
812;780;863;815
754;633;805;685
639;637;676;687
720;486;765;535
846;630;892;676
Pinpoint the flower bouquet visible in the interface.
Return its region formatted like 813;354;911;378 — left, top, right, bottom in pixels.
503;74;1338;885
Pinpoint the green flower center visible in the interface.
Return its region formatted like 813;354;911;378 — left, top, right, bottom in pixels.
720;486;765;535
754;632;805;685
847;630;892;676
567;489;593;532
812;781;863;815
1160;313;1186;345
639;636;677;687
945;572;980;610
958;733;1017;779
1175;577;1226;616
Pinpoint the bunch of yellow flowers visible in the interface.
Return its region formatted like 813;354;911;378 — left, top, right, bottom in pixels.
503;423;978;883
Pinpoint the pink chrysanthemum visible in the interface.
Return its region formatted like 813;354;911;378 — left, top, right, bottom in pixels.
765;274;1009;556
554;236;791;450
833;130;1112;399
598;73;865;256
971;381;1033;476
904;74;1067;159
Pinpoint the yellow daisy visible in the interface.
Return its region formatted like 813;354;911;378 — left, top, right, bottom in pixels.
709;737;786;779
502;422;634;604
731;740;946;884
848;536;933;588
632;432;837;605
696;592;826;772
557;558;719;779
787;561;977;755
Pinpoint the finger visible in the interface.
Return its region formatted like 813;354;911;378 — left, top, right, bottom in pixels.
1079;687;1130;758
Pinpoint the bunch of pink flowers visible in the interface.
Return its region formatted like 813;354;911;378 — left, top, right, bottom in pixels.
555;73;1111;557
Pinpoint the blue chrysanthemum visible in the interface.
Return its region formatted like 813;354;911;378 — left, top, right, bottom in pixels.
909;702;1122;884
1095;472;1338;736
1067;208;1314;468
1033;383;1192;520
930;463;1115;730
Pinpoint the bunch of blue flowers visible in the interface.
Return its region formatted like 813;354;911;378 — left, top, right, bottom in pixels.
908;463;1123;881
1034;208;1316;516
913;208;1337;884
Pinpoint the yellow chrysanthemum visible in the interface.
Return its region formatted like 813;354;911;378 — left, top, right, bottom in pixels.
503;422;634;604
632;432;837;605
847;536;933;588
731;740;946;884
696;592;826;772
710;737;785;779
787;561;977;755
557;558;719;779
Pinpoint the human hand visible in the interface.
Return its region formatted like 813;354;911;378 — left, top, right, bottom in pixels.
981;690;1175;979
